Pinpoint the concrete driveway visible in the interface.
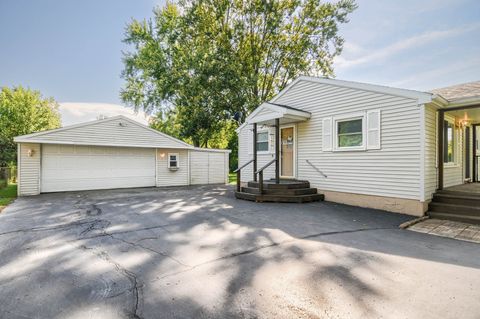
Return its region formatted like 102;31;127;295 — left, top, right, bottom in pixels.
0;186;479;319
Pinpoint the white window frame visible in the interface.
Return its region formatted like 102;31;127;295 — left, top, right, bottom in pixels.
333;112;366;152
256;129;270;154
168;153;179;168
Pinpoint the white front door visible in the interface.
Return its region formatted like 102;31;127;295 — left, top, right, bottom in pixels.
41;144;156;192
280;126;295;178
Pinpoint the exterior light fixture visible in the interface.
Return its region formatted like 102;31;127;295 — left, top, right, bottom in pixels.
27;149;34;157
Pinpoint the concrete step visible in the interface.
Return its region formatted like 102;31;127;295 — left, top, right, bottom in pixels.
428;202;480;217
427;211;480;225
241;187;318;195
432;193;480;206
235;191;324;203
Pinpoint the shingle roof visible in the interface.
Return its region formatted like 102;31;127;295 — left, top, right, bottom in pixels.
430;81;480;101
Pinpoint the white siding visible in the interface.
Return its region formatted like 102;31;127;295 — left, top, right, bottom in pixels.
17;117;190;149
190;151;228;185
443;113;464;188
424;104;437;200
18;143;41;196
239;79;424;200
156;149;189;187
238;125;275;182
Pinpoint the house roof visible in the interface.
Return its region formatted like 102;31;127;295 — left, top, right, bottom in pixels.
14;115;195;149
272;76;434;104
430;81;480;102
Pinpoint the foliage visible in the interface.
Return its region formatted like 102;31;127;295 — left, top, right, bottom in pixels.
0;184;17;208
121;0;356;157
228;172;237;185
0;86;61;166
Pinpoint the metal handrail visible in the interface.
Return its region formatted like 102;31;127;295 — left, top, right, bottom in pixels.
255;159;276;174
255;159;277;195
234;159;255;192
234;159;254;173
306;159;327;178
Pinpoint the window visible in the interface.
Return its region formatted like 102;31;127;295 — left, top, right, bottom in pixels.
256;131;269;152
168;153;179;168
444;120;455;164
337;118;363;147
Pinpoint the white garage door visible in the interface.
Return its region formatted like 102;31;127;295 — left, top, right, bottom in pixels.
41;144;156;192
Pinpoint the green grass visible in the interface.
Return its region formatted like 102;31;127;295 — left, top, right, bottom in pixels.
228;172;237;185
0;184;17;208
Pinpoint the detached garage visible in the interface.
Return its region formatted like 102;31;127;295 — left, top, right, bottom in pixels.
14;115;230;196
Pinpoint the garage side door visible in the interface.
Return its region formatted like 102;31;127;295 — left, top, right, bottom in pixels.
41;145;156;192
190;151;226;185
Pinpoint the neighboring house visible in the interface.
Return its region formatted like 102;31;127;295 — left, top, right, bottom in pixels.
14;115;230;195
237;76;480;218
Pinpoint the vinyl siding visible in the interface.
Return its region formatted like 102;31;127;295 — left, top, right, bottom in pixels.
238;125;275;183
156;149;189;187
424;104;437;200
190;150;228;184
18;117;190;149
18;143;41;196
239;79;424;200
443;113;464;188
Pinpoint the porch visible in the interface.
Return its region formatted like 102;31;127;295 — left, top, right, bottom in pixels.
429;102;480;224
234;102;323;203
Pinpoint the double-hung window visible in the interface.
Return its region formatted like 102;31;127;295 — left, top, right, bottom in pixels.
256;131;269;152
168;153;179;169
333;113;366;151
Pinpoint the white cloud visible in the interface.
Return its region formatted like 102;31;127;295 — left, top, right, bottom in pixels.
59;102;150;126
335;23;480;70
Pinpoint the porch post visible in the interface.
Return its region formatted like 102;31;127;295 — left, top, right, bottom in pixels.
275;118;280;184
253;123;257;181
437;110;444;190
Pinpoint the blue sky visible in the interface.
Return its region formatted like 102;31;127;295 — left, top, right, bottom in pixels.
1;0;479;125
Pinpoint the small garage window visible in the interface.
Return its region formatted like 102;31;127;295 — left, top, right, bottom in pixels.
168;153;179;168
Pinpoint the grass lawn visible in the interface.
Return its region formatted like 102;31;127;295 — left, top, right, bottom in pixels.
228;172;237;185
0;184;17;211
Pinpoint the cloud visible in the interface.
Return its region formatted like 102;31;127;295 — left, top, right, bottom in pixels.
59;102;150;126
335;23;480;70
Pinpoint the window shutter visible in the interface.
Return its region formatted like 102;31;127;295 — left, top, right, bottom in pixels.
322;117;332;151
366;110;381;150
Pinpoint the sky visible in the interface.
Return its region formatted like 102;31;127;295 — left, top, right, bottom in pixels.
1;0;479;126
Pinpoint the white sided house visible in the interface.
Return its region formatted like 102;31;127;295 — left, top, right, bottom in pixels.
15;115;230;196
236;76;480;222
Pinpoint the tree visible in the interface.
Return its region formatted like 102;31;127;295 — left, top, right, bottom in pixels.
121;0;356;147
0;86;61;166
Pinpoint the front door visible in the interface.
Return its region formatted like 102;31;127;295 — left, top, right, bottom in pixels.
280;126;295;177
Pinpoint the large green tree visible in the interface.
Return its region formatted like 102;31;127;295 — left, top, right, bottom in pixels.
0;86;61;166
121;0;356;148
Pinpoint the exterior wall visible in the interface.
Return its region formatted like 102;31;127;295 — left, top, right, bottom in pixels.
274;79;423;201
20;117;190;149
443;113;464;188
190;150;229;185
321;190;427;216
156;149;189;187
424;104;438;200
238;125;275;182
18;143;41;196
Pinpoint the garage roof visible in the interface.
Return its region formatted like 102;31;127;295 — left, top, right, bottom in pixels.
14;115;194;149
